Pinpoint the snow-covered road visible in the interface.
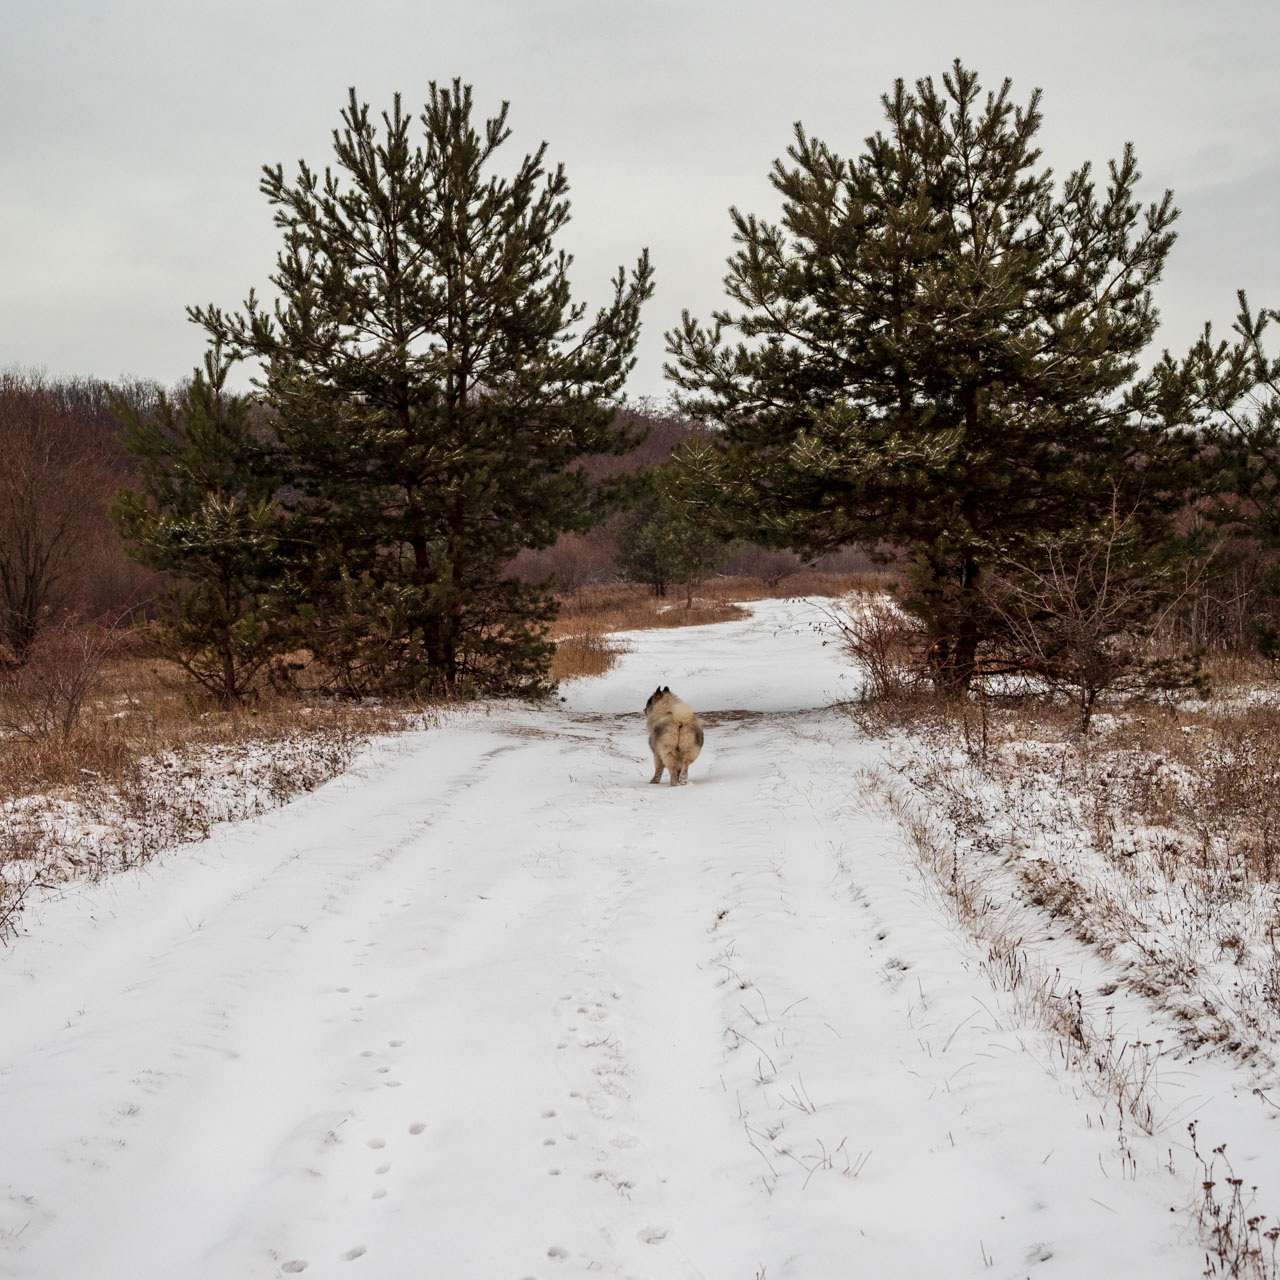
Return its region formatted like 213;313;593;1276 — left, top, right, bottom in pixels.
0;600;1246;1278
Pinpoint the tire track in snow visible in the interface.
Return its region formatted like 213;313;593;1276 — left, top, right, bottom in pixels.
0;724;557;1279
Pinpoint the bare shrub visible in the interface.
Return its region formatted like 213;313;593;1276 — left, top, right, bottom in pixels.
507;528;619;591
0;620;122;741
820;597;925;700
984;501;1211;730
812;546;892;576
722;545;803;587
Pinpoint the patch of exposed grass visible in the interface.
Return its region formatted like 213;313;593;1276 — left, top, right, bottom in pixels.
549;628;629;682
852;678;1280;1067
0;657;422;941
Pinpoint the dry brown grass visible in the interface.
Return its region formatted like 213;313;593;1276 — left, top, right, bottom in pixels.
849;669;1280;1276
1;657;411;807
548;629;630;683
852;668;1280;1068
0;656;423;940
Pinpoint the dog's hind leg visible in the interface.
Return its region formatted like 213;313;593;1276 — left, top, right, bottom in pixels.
650;748;665;784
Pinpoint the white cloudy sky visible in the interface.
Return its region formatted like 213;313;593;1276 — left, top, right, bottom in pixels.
3;0;1277;399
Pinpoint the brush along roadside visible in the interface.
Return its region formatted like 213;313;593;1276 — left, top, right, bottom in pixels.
0;661;422;943
850;687;1280;1280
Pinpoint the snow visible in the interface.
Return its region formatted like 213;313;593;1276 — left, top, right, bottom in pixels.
1;598;1277;1278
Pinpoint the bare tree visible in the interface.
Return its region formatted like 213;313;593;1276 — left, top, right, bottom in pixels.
0;373;114;660
985;497;1210;731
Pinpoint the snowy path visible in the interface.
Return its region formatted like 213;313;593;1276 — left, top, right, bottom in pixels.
0;600;1249;1278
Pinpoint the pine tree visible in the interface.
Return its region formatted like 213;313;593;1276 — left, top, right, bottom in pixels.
111;346;281;704
1186;293;1280;656
192;83;652;697
666;61;1196;689
1192;294;1280;539
614;467;734;602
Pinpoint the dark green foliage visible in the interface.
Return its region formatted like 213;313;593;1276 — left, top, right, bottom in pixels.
1191;294;1280;543
1255;618;1280;667
615;466;735;601
193;83;652;697
1180;295;1280;659
111;347;282;704
666;61;1197;690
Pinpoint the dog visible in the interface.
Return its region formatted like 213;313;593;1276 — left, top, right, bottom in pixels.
644;685;704;786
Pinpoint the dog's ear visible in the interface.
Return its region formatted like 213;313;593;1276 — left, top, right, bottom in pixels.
663;685;670;693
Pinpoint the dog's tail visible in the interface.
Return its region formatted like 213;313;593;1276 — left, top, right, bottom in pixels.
672;718;704;765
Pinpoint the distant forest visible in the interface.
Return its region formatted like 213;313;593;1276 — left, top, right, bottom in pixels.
0;375;827;651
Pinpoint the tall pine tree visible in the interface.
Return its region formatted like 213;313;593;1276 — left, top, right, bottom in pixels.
666;62;1196;689
194;83;652;697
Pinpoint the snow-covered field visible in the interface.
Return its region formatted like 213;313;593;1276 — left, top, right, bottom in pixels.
2;598;1278;1278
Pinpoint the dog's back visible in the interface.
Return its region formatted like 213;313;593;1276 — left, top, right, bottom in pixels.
644;686;704;786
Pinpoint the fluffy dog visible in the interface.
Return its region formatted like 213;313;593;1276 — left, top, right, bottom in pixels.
644;685;704;786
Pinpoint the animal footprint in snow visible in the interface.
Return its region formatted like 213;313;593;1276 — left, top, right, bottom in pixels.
282;1263;309;1274
541;1108;556;1118
388;1039;403;1048
366;1137;386;1149
375;1163;390;1175
408;1122;426;1135
547;1245;569;1260
342;1244;367;1261
638;1225;669;1245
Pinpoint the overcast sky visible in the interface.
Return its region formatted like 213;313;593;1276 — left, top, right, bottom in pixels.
4;0;1277;400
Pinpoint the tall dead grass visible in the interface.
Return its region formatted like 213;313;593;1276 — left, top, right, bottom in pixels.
854;677;1280;1063
549;628;629;682
0;656;419;941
